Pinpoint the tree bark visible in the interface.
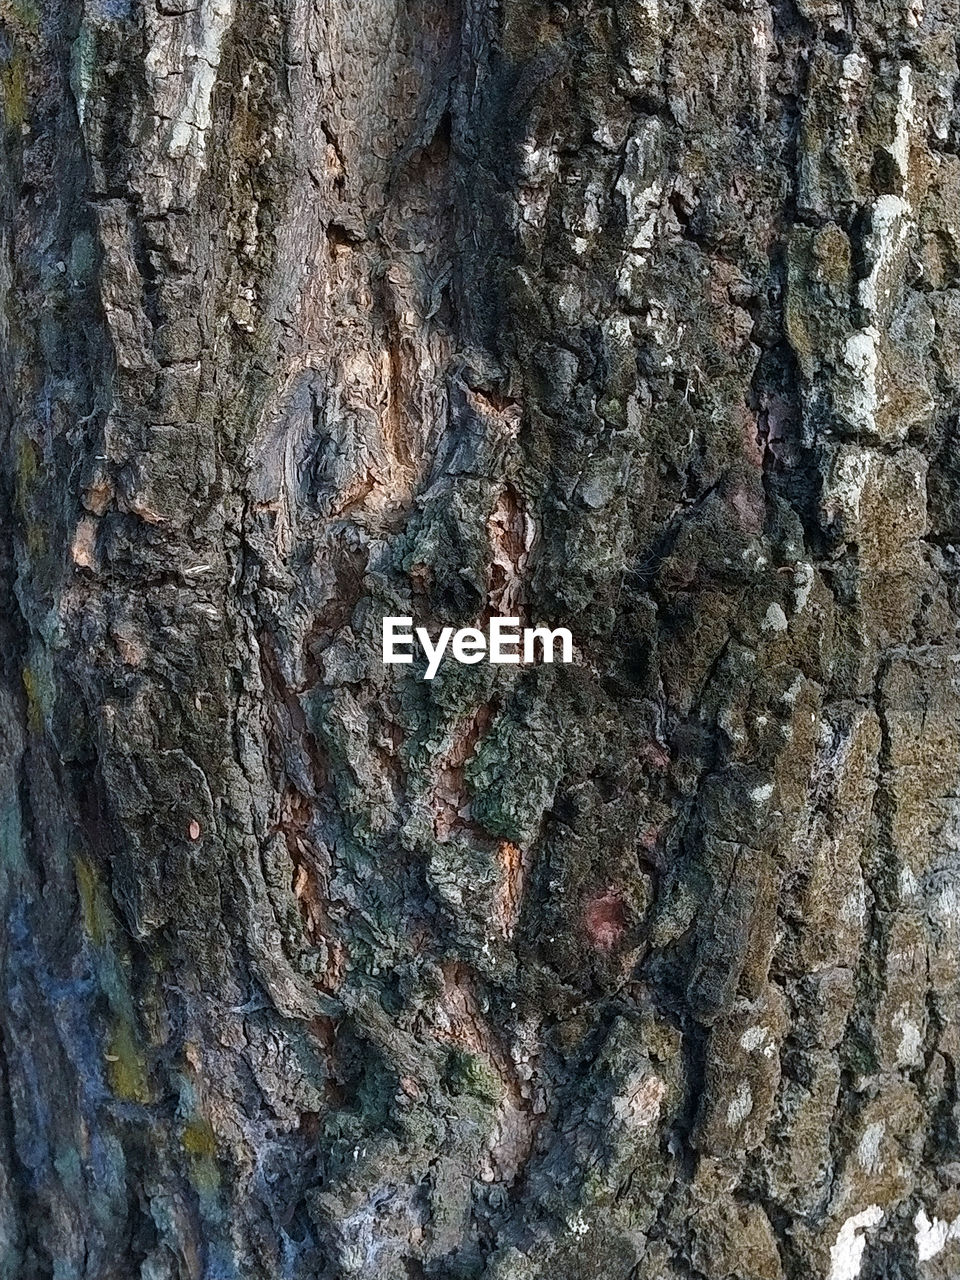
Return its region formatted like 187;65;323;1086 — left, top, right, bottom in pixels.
2;0;960;1276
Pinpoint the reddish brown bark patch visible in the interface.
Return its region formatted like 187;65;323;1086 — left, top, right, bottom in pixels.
494;840;529;939
583;889;628;951
638;740;671;773
431;705;493;841
730;480;765;534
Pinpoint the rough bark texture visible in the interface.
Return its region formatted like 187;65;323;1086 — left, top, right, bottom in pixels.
2;0;960;1276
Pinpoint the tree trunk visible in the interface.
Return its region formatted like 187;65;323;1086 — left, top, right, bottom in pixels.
2;0;959;1276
